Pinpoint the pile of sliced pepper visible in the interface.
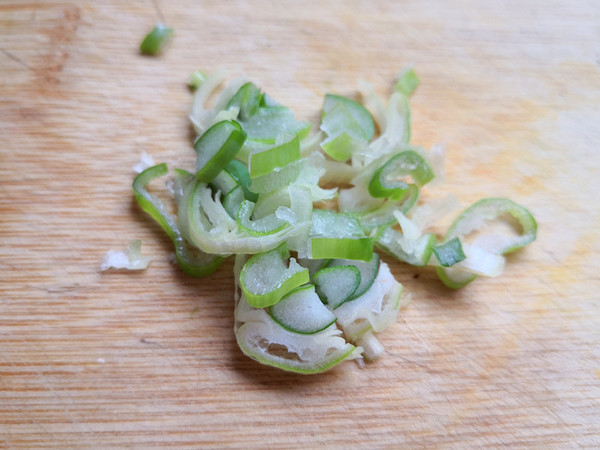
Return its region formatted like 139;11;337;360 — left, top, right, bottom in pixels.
132;69;537;374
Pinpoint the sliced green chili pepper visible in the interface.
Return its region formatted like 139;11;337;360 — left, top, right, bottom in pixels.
226;81;263;121
236;199;290;236
188;70;207;89
249;135;300;179
132;164;223;276
446;197;538;254
375;226;437;267
312;265;360;308
235;301;358;374
307;209;374;261
269;285;337;335
326;253;381;302
332;261;404;360
195;120;247;183
436;197;537;288
310;237;374;262
140;23;174;55
357;185;420;232
225;159;258;202
368;150;434;200
223;184;245;219
209;168;239;197
249;157;305;194
179;178;301;255
395;67;419;96
432;237;466;267
240;244;310;308
320;94;375;162
242;106;312;142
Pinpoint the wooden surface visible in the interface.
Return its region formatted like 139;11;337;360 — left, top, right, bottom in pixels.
1;1;599;447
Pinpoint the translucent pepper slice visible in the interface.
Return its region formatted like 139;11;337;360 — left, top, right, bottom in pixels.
333;261;404;361
375;226;437;267
327;253;381;303
310;237;374;262
188;70;207;89
226;81;263;121
432;237;466;267
320;94;375;162
132;164;223;277
436;197;537;288
368;150;434;200
312;265;360;309
226;159;258;202
240;244;309;308
446;197;538;254
209;168;239;197
307;209;374;262
223;185;245;219
249;135;300;179
235;296;359;374
194;120;247;183
356;186;420;232
395;67;419;96
139;23;173;55
269;285;337;335
236;199;291;236
179;179;304;255
242;105;312;142
249;158;305;194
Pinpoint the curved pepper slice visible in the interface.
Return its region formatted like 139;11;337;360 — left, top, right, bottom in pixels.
195;120;247;183
140;23;173;55
375;226;437;267
436;197;537;288
368;149;434;200
132;164;224;277
312;265;360;309
320;94;375;162
307;209;374;262
432;237;466;267
240;244;309;308
235;300;359;374
445;197;537;254
249;135;300;179
226;81;263;121
269;285;337;335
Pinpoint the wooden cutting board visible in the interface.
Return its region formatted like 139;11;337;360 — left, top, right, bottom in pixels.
1;1;599;447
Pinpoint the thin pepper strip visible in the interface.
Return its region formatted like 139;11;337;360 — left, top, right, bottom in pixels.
140;24;174;55
133;163;224;276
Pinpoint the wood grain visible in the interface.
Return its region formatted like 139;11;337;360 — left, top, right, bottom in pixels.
1;0;599;447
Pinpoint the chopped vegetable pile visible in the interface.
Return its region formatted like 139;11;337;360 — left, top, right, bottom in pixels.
130;68;537;374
